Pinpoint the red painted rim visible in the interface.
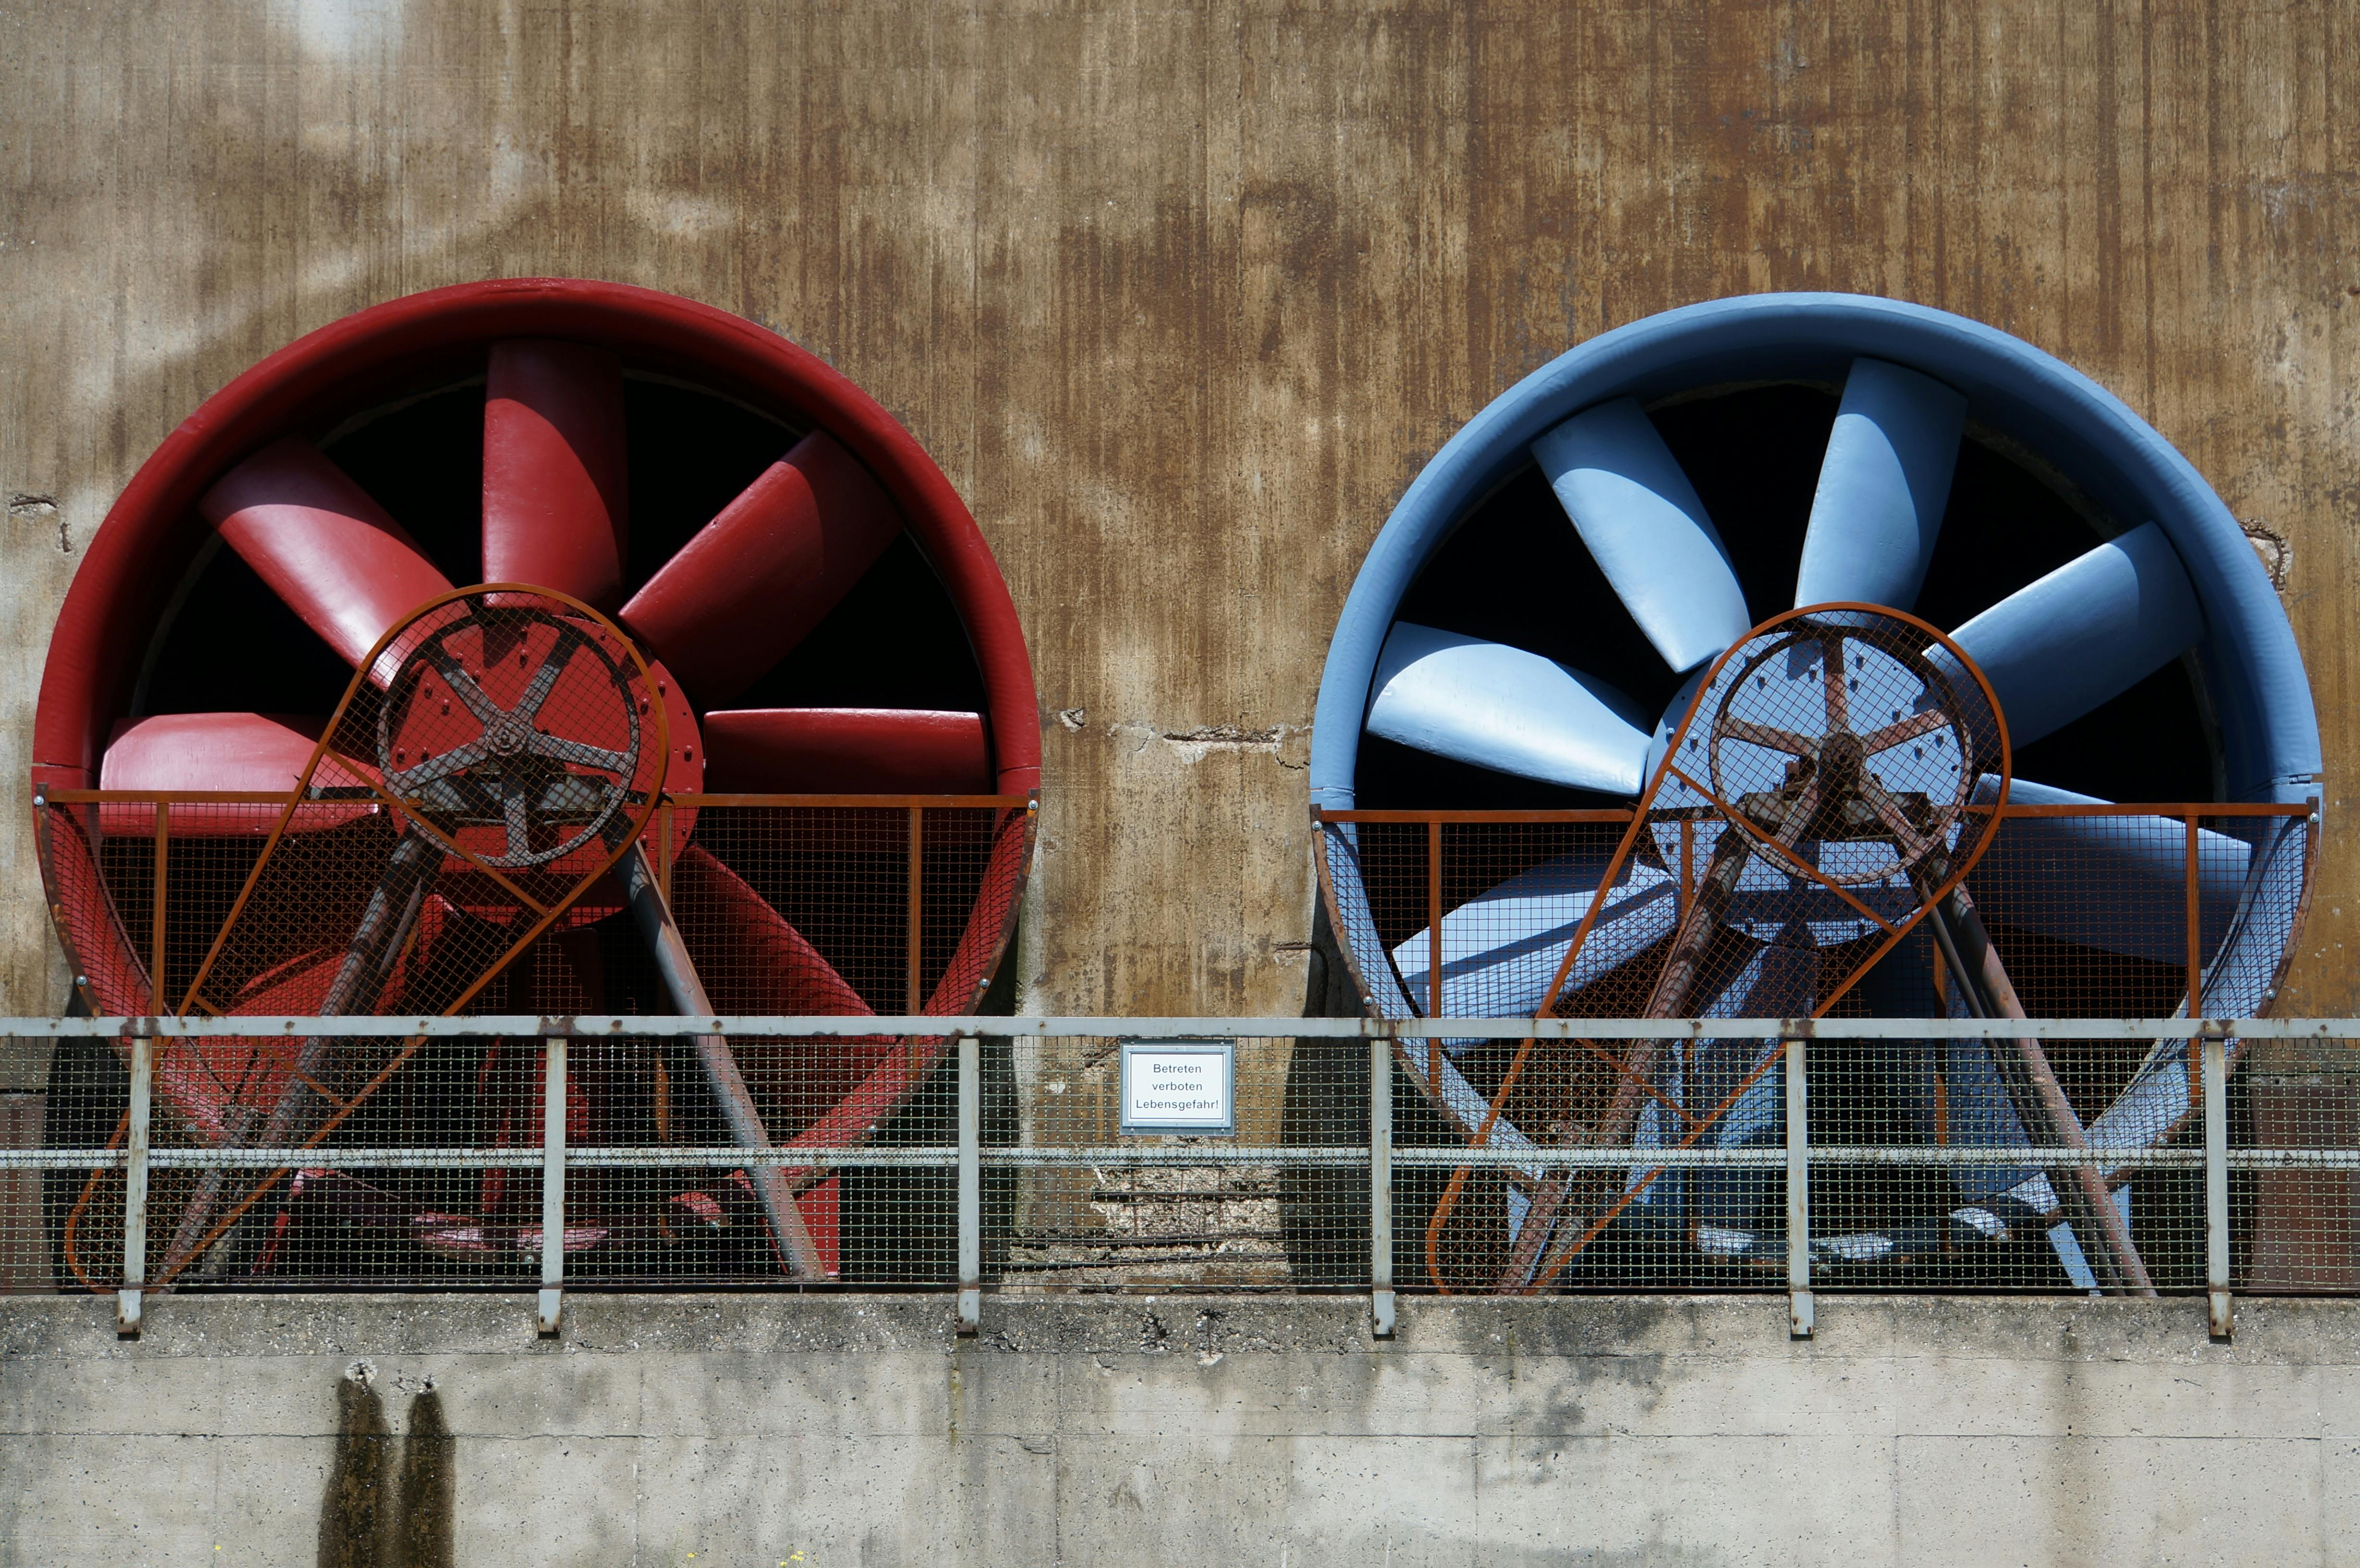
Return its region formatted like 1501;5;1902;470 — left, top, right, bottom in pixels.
33;277;1041;795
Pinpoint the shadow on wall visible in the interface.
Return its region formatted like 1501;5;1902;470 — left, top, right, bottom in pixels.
320;1362;454;1568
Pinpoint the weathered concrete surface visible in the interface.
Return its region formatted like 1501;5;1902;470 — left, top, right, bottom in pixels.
2;1;2357;1020
0;1291;2355;1564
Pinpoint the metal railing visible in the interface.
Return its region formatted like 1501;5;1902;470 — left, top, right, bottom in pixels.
6;1015;2358;1342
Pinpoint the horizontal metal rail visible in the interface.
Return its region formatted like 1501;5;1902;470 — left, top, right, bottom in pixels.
22;1013;2349;1335
12;1016;2360;1040
10;1145;2356;1172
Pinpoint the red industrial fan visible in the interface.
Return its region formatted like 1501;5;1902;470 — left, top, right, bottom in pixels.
32;279;1040;1286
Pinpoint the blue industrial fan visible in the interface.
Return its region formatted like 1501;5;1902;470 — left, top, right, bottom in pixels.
1309;294;2319;1291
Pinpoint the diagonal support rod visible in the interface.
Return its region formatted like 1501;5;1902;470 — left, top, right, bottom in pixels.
616;842;828;1281
1921;877;2156;1297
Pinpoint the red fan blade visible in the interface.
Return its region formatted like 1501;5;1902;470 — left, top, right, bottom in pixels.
669;844;896;1133
201;437;454;669
671;844;872;1016
100;713;378;835
105;711;322;792
787;802;1032;1158
617;431;900;706
701;709;993;794
482;339;629;609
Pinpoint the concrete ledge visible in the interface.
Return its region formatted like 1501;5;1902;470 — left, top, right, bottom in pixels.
2;1292;2354;1564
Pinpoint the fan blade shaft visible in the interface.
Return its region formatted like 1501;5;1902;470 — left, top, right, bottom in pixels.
1794;359;1967;611
618;431;901;707
1924;881;2157;1296
201;438;455;671
1533;399;1751;673
483;340;629;610
167;829;441;1281
1941;522;2203;748
702;708;995;795
616;843;828;1281
1366;624;1653;795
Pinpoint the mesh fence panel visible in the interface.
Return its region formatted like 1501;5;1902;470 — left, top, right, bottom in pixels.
1002;1035;1365;1289
1319;795;2322;1296
26;788;1027;1293
15;740;2355;1303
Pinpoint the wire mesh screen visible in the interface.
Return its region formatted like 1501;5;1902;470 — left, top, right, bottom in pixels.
24;792;1029;1293
1320;792;2321;1297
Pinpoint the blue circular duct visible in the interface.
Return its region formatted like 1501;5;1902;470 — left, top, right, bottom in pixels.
1310;292;2318;812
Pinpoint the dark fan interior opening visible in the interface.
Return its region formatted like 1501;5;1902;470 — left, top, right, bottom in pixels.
1358;382;2215;809
136;372;987;720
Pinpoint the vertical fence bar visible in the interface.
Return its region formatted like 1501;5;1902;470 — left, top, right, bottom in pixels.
1426;822;1443;1099
1786;1034;1813;1339
2205;1032;2232;1339
117;1031;151;1336
538;1035;566;1336
957;1031;981;1333
907;806;925;1017
2187;816;2203;1111
656;798;674;900
1370;1030;1395;1338
121;799;166;1336
150;803;169;1013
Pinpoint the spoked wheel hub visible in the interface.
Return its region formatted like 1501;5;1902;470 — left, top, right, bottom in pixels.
378;598;656;868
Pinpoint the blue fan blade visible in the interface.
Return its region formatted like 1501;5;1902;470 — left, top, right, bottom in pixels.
1390;852;1679;1017
1794;358;1967;610
1968;775;2250;964
1367;623;1654;794
1533;399;1752;673
1941;521;2203;747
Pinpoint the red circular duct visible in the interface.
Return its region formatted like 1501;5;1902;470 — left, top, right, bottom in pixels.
32;280;1040;1285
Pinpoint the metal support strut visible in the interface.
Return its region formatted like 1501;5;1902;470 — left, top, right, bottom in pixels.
2206;1033;2233;1339
957;1032;982;1334
117;1032;152;1336
616;842;826;1280
539;1036;566;1336
1371;1032;1396;1339
1786;1033;1813;1339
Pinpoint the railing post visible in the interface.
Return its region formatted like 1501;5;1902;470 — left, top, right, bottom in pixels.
117;1031;151;1337
1370;1029;1395;1339
956;1030;981;1334
2205;1031;2232;1339
1786;1033;1813;1339
538;1035;566;1336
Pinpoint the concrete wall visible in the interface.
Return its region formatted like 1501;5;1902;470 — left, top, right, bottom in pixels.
2;0;2356;1020
0;1291;2353;1564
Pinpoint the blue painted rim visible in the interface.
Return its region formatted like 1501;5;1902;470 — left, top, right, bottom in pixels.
1310;293;2319;809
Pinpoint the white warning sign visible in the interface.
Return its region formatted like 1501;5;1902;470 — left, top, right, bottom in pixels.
1119;1040;1236;1136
